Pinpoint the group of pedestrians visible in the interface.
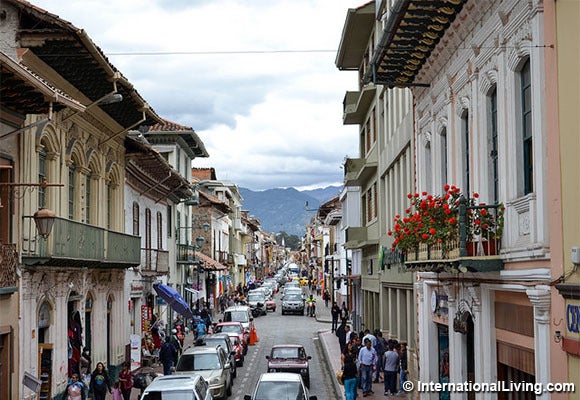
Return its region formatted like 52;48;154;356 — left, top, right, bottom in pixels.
62;361;133;400
335;318;408;399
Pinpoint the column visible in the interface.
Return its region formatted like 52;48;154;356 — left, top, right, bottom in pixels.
526;285;551;400
444;283;466;400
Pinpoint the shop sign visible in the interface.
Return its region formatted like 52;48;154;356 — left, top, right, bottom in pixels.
130;283;143;297
566;299;580;339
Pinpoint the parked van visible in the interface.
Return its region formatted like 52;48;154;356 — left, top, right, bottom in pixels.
222;305;252;331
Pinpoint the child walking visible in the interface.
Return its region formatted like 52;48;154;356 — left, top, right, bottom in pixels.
112;382;123;400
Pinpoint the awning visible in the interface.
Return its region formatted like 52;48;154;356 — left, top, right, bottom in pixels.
153;283;194;319
184;287;201;302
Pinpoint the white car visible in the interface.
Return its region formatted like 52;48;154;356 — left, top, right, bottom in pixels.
243;372;317;400
140;374;213;400
174;345;233;399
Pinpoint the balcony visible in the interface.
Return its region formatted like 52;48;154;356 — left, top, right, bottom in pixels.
0;243;18;294
399;203;505;274
345;225;379;249
176;243;201;264
141;248;169;276
217;250;229;265
342;86;376;125
344;146;378;187
21;216;140;268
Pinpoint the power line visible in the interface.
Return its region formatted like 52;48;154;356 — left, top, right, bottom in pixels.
106;49;337;56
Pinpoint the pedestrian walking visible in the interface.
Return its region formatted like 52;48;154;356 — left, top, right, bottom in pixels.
62;373;86;400
383;344;400;396
89;362;111;400
112;382;123;400
117;361;133;400
399;342;408;393
358;338;377;397
331;302;340;332
374;331;387;383
323;290;330;307
335;320;347;352
159;336;178;375
341;341;359;400
341;302;349;323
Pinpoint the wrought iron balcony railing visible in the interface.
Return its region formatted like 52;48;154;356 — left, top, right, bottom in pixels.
21;216;140;268
141;248;169;275
0;242;18;294
176;243;201;264
398;202;504;273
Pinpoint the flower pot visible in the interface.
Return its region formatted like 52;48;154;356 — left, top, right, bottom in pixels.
466;240;498;256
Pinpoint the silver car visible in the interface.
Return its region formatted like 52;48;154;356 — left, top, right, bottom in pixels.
243;372;317;400
174;345;232;399
140;374;212;400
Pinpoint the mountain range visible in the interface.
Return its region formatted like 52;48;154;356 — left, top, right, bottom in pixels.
239;186;342;236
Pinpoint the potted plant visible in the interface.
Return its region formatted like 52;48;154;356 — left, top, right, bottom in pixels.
388;185;462;260
466;194;505;256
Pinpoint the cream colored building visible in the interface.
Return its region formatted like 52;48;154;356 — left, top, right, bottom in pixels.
1;2;163;398
336;0;417;378
366;0;567;398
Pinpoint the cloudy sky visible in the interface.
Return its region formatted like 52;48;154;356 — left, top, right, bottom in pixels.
31;0;364;190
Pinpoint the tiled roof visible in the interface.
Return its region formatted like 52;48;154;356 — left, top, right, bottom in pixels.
198;252;227;270
192;168;216;180
147;118;194;132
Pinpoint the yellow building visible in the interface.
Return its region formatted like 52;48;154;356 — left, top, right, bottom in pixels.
554;0;580;397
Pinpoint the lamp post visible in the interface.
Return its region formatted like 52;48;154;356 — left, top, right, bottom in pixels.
33;207;56;239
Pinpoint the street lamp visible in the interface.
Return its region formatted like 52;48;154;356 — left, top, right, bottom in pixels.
33;207;56;239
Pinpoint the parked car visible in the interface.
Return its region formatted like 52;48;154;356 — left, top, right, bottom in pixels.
214;321;249;355
174;345;232;399
266;344;311;387
243;372;317;400
199;333;237;378
225;332;245;367
140;374;212;400
281;292;305;315
222;305;252;332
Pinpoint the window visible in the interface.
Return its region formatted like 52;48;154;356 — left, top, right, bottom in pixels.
157;211;163;249
521;60;533;194
176;147;181;176
145;208;152;250
167;205;172;238
85;174;91;224
462;111;470;195
440;128;448;186
107;182;112;230
133;202;139;236
38;148;46;208
364;183;377;223
68;164;75;220
489;89;499;203
425;139;432;194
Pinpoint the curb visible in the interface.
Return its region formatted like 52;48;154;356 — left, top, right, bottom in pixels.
317;329;345;400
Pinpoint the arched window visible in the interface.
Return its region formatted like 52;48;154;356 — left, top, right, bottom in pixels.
488;88;499;203
38;147;47;208
462;110;471;195
85;173;91;224
520;60;533;194
133;202;140;236
157;211;163;249
68;164;76;220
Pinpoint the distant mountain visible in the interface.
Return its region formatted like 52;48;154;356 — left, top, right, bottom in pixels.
239;186;342;237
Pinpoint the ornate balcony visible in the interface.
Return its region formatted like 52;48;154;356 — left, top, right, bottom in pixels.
398;202;505;273
176;243;200;264
21;216;140;268
0;242;18;294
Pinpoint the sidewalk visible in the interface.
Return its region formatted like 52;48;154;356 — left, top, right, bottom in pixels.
314;292;416;400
